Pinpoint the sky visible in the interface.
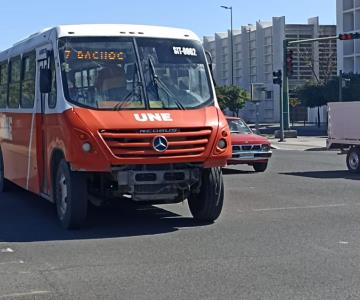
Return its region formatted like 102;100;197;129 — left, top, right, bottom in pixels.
0;0;336;50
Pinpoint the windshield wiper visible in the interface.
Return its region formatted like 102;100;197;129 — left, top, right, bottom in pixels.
113;63;142;111
148;57;185;110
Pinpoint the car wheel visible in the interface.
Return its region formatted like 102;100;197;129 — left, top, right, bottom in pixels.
253;162;268;172
346;147;360;173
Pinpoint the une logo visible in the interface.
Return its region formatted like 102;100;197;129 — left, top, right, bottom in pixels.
134;113;173;122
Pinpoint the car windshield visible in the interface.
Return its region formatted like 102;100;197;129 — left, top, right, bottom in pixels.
227;119;252;134
58;37;213;110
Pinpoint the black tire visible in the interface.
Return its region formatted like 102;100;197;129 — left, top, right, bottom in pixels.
54;159;88;229
346;147;360;173
188;167;224;223
0;149;9;192
253;162;268;172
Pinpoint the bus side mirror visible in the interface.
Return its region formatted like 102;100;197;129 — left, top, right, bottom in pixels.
40;69;52;94
205;51;217;87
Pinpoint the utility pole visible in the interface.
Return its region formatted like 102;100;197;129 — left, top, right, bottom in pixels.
339;70;343;102
273;70;284;141
220;6;234;85
282;39;290;130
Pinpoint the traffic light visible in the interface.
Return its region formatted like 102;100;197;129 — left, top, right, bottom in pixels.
286;50;294;76
339;32;360;40
273;70;282;85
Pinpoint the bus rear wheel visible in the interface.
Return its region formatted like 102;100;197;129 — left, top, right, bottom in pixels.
55;159;88;229
188;167;224;223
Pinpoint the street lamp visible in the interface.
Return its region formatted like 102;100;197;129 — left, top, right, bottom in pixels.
247;25;252;91
220;5;234;86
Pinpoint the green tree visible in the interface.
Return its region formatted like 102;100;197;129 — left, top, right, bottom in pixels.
215;85;250;117
296;82;327;128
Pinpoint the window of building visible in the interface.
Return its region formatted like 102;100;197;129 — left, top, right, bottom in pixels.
343;11;354;31
344;40;355;55
8;56;21;108
266;91;272;100
355;10;360;30
21;52;36;108
344;57;355;73
343;0;354;10
0;63;8;108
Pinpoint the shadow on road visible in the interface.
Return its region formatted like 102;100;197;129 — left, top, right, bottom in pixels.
0;185;204;243
280;170;360;180
222;168;254;175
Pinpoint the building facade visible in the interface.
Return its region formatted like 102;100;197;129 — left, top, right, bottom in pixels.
337;0;360;73
204;17;337;123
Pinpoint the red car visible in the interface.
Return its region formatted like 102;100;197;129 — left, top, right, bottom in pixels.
226;117;272;172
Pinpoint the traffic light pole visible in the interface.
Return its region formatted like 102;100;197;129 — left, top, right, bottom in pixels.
282;35;338;131
282;40;290;130
339;70;343;102
279;81;285;142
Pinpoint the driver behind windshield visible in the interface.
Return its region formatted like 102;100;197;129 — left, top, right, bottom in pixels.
95;64;127;100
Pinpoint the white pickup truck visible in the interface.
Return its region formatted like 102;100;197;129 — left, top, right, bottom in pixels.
327;101;360;173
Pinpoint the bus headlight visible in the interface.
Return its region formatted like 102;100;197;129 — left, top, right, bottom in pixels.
217;139;227;149
82;142;92;153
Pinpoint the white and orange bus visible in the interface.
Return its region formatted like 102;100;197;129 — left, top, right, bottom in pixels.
0;24;231;229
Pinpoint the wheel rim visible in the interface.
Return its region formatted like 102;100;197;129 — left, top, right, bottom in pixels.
349;151;360;170
57;173;68;219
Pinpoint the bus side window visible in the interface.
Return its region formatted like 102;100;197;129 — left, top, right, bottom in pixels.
21;52;36;108
8;57;21;109
0;63;8;108
48;56;57;109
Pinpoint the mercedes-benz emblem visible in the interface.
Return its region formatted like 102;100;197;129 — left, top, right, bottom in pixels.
152;136;168;152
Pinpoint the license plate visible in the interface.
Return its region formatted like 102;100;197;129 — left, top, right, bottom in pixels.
239;153;254;158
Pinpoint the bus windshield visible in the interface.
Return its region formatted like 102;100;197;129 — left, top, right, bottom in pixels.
58;37;214;110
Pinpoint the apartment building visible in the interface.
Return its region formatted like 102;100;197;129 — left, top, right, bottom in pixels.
204;17;337;123
337;0;360;73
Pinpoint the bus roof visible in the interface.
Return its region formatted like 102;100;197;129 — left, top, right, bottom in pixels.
56;24;200;40
0;24;201;58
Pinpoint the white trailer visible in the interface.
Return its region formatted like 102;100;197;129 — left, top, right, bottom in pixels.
327;101;360;172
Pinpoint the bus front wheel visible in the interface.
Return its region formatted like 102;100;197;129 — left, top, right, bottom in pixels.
188;167;224;223
55;159;88;229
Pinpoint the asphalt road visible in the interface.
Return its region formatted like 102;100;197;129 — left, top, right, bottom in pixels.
1;150;360;299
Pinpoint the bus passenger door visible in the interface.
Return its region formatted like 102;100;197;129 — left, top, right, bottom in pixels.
36;46;54;198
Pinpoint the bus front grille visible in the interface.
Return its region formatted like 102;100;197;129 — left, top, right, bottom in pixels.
99;128;212;158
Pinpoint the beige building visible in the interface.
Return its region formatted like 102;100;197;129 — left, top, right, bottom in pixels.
204;17;337;123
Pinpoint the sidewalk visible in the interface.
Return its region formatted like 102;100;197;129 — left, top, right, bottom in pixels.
267;136;327;151
247;122;328;151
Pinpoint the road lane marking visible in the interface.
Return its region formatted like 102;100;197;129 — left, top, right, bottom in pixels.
0;260;24;265
252;203;347;212
0;248;14;253
339;241;349;245
0;291;50;299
